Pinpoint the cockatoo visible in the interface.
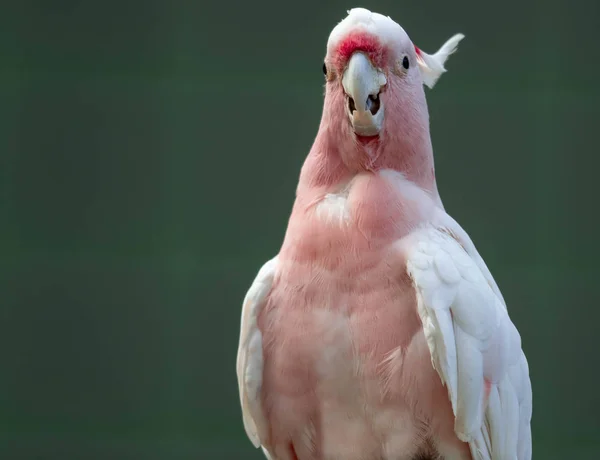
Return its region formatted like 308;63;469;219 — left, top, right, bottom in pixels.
237;8;532;460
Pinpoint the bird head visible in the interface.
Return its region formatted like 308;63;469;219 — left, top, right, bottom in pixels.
322;8;463;149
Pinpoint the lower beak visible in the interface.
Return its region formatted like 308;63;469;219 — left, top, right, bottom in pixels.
342;52;387;136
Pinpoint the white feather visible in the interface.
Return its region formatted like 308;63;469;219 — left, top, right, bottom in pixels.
327;8;406;53
406;226;532;459
236;257;278;448
417;33;465;88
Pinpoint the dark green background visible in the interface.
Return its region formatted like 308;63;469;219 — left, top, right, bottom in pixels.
1;1;598;459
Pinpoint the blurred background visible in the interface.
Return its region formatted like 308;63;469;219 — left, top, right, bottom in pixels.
1;0;598;459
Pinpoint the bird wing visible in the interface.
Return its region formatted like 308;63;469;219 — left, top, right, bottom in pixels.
404;225;532;459
236;256;278;448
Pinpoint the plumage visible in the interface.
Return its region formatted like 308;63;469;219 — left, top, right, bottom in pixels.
415;34;465;89
405;227;532;459
237;8;532;460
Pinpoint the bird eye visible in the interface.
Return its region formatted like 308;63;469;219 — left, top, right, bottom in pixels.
402;56;409;70
322;62;328;75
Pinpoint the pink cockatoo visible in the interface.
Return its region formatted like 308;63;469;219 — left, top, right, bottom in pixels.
237;8;532;460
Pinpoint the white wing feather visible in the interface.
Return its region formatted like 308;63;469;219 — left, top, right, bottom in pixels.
405;227;532;460
236;257;278;448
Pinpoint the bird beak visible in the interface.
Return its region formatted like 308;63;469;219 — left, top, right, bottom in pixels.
342;52;387;136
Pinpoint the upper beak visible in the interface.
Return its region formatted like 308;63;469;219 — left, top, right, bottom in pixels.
342;52;387;136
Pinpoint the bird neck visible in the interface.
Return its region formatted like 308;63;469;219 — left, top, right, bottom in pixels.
298;120;440;202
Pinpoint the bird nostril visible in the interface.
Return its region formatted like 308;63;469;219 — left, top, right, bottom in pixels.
348;97;356;113
367;93;380;115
